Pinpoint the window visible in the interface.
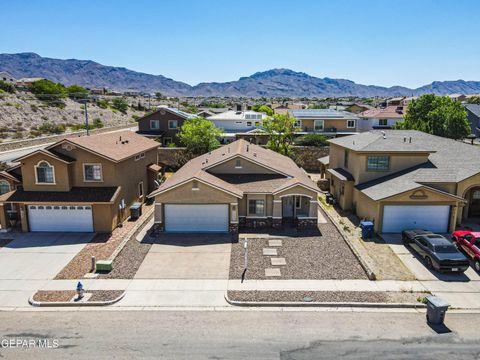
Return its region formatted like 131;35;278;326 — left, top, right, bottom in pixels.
344;150;349;168
294;119;302;128
235;159;242;168
235;121;243;124
150;120;160;130
0;180;10;195
295;196;301;209
138;181;144;198
347;119;356;128
246;121;252;127
248;200;265;216
163;137;172;146
134;152;145;161
35;161;55;184
84;164;102;181
367;156;389;171
314;120;324;132
379;119;388;126
473;190;480;200
168;120;178;129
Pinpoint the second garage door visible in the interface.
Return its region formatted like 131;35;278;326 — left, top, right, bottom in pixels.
165;204;228;233
382;205;450;233
28;205;94;232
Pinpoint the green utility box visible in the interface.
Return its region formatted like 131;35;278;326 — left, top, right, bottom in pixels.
96;260;113;272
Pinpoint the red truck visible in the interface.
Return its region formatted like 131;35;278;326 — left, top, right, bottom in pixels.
451;230;480;272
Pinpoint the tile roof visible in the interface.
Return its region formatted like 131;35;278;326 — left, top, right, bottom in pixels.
149;139;318;198
359;106;404;119
288;109;358;120
2;187;119;203
54;130;159;162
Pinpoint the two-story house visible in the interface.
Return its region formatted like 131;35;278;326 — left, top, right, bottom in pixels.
287;109;359;136
356;106;405;131
137;107;196;146
325;130;480;233
149;139;319;233
0;131;160;233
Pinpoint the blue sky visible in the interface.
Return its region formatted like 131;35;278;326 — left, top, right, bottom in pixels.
3;0;480;88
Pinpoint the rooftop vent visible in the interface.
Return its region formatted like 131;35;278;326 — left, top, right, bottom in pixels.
381;131;386;139
246;145;249;152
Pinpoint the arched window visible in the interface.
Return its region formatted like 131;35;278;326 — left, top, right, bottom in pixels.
35;161;55;184
0;180;10;195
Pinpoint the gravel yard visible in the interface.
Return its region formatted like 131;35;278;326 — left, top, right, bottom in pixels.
227;290;425;304
230;222;368;280
33;290;123;303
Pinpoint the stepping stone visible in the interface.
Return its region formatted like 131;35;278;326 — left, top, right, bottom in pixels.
270;257;286;266
268;239;283;247
263;248;278;256
265;268;281;277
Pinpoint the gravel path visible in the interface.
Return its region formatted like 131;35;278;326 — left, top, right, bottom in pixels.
230;224;367;280
33;290;124;303
228;291;424;303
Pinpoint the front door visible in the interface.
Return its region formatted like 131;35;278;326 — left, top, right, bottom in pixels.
469;189;480;218
282;197;294;218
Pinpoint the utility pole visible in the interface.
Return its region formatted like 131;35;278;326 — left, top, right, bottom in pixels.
84;99;89;136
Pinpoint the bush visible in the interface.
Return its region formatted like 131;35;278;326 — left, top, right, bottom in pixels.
38;122;66;135
112;97;128;113
66;84;88;100
31;104;38;112
295;134;330;147
96;98;109;109
93;118;104;128
30;79;66;101
0;80;15;93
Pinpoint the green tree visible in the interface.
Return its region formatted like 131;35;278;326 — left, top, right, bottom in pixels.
30;79;66;100
0;80;15;93
66;84;88;99
155;92;162;99
252;105;273;116
112;97;129;113
178;117;222;155
262;114;298;156
93;118;104;128
295;133;330;147
397;94;470;139
466;96;480;105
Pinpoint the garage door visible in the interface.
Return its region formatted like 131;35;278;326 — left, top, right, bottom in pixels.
165;204;228;233
382;205;450;233
28;205;94;232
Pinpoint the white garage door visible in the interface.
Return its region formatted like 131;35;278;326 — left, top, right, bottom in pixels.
28;205;94;232
382;205;450;233
165;204;228;233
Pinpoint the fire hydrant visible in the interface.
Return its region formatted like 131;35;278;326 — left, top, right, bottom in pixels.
76;281;84;299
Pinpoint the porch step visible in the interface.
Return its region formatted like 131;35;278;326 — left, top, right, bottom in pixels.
268;239;282;247
263;248;278;256
265;268;282;277
270;257;286;266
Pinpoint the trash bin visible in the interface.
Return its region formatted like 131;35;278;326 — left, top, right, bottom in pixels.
360;220;374;239
426;295;449;324
130;202;142;220
326;194;333;204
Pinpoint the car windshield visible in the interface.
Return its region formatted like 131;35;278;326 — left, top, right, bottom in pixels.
434;245;457;253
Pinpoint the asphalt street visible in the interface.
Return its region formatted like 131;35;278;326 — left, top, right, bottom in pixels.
0;310;479;359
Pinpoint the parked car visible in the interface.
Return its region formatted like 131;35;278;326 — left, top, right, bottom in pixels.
402;229;433;245
451;230;480;272
407;234;469;273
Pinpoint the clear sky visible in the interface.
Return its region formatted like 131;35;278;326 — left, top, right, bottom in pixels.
3;0;480;88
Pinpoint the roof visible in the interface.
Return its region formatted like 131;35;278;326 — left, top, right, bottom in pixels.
207;110;266;120
215;174;290;193
318;156;330;165
359;106;404;119
14;149;76;164
464;104;480;118
288;109;358;120
148;164;162;172
327;168;354;181
49;131;159;162
0;171;20;183
161;107;196;119
1;187;119;203
149;139;318;198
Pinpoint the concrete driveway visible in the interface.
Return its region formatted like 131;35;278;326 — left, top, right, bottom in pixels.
135;234;232;279
0;232;92;307
381;233;480;281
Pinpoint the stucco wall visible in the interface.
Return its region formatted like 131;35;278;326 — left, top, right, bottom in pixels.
208;157;275;174
20;152;71;192
155;180;237;204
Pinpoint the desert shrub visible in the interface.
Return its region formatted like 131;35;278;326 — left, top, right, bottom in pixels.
295;134;330;147
38;122;66;135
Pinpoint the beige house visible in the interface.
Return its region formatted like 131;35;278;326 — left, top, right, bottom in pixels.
288;109;359;135
0;131;160;233
149;139;319;233
325;130;480;233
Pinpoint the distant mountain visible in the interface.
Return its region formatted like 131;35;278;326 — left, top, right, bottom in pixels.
1;53;480;98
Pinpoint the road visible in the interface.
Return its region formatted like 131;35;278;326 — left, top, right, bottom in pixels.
0;310;479;359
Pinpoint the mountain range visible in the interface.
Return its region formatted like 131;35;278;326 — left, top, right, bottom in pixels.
1;52;480;98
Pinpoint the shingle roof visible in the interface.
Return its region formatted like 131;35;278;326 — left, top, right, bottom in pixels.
2;187;119;203
149;139;318;198
328;168;354;182
359;106;404;119
288;109;358;120
52;131;159;162
215;174;290;193
464;104;480;118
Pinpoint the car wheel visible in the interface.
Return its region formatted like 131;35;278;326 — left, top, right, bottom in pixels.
474;260;480;273
425;256;433;269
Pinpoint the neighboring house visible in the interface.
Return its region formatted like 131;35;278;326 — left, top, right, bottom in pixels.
90;88;105;95
462;104;480;136
196;109;215;118
325;130;480;234
149;139;319;233
357;106;405;131
15;77;45;88
0;131;160;233
448;94;466;102
136;107;196;146
287;109;359;136
207;110;268;143
0;71;16;84
344;103;373;114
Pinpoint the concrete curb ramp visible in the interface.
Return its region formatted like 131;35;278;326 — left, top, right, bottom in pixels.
28;291;125;307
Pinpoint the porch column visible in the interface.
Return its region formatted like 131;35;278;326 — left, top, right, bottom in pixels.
229;202;239;233
309;198;318;218
272;199;282;228
0;204;8;230
19;204;28;232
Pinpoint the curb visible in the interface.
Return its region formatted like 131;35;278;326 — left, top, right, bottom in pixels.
224;293;426;309
28;291;125;307
318;201;377;280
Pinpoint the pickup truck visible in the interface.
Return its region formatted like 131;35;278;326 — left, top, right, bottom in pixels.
451;230;480;272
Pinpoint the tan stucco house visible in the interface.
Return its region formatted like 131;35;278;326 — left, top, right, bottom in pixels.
288;109;359;136
324;130;480;233
149;139;319;233
0;131;160;233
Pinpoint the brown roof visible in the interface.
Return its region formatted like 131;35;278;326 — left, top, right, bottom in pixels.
0;171;20;183
359;106;404;119
149;139;318;198
148;164;162;172
2;187;119;203
215;174;290;193
15;149;76;164
50;131;159;162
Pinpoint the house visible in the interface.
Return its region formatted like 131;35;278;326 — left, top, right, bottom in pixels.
462;104;480;136
15;77;45;88
287;109;359;135
0;71;16;84
448;94;466;102
357;106;405;131
0;131;160;233
344;103;373;114
207;110;268;143
149;139;319;233
325;130;480;233
136;107;196;146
